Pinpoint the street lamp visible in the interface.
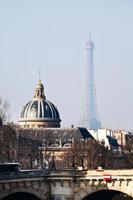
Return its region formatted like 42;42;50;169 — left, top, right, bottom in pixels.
51;152;56;170
71;154;75;169
80;153;84;169
99;153;102;168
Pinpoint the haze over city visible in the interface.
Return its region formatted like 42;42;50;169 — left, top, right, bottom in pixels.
0;0;133;130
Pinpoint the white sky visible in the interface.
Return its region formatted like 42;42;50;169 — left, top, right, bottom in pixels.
0;0;133;130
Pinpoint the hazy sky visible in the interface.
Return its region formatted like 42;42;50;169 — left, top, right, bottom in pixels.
0;0;133;130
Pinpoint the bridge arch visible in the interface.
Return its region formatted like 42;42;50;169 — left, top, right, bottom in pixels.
2;192;41;200
82;190;133;200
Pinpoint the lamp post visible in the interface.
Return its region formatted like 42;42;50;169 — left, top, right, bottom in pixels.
17;134;20;163
99;153;102;169
71;154;75;169
80;153;84;170
38;143;44;169
51;152;56;170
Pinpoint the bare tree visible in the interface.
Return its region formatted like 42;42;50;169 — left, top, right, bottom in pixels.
122;133;133;168
52;138;110;170
71;139;110;170
0;125;18;163
0;97;10;124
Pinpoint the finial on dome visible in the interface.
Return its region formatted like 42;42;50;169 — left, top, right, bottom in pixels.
39;69;41;81
34;79;46;100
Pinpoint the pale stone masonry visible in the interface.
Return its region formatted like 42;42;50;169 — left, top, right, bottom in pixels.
0;169;133;200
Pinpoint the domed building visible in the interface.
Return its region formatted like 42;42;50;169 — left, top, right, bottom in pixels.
19;80;61;128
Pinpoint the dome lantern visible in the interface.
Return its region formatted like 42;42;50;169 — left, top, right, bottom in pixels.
33;80;46;100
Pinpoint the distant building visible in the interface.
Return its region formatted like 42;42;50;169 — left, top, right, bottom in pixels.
112;130;128;150
89;128;119;151
17;78;102;169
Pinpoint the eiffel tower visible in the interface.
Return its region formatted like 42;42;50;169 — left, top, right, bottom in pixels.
79;35;101;129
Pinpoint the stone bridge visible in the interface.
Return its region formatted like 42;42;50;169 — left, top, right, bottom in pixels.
0;169;133;200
